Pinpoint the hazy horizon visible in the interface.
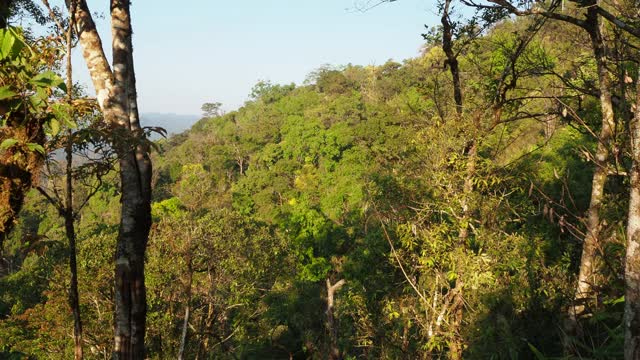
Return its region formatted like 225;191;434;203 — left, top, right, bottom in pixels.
56;0;439;115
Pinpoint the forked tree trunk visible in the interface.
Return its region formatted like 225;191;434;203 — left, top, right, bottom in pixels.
326;278;345;360
624;67;640;360
70;0;151;358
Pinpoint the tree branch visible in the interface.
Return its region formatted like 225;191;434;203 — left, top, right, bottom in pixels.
595;6;640;39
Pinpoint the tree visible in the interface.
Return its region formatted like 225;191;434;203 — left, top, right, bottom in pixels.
66;0;153;357
35;5;92;357
35;4;117;356
626;63;640;360
595;8;640;357
0;0;48;29
201;101;223;118
456;0;623;349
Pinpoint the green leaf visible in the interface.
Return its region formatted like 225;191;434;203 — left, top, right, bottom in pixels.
604;296;624;306
0;28;25;60
0;85;16;100
0;138;19;150
1;30;16;60
29;71;67;92
29;87;47;108
52;103;76;129
26;143;45;155
527;343;547;360
47;118;60;137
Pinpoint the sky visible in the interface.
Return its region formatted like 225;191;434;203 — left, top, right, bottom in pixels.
66;0;441;115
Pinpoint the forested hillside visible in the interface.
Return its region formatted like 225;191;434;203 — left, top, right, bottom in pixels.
1;0;640;359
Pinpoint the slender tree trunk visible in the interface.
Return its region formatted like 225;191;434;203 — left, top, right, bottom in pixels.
624;67;640;360
64;132;83;360
326;278;345;360
62;7;83;357
448;281;465;360
568;4;616;332
459;140;477;242
65;172;84;360
441;4;468;357
596;20;640;359
178;256;193;360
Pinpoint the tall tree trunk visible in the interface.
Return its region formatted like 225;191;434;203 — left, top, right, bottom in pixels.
624;67;640;360
63;7;83;357
441;3;468;357
326;278;345;360
65;144;83;360
568;3;616;332
70;0;151;357
111;1;151;358
481;0;617;341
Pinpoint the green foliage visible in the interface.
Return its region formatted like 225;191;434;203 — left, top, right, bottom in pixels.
1;14;634;360
151;196;185;220
0;27;67;133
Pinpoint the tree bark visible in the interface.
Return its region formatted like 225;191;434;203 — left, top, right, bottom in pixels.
63;7;83;357
111;1;151;358
441;5;469;357
70;0;114;111
70;1;151;358
568;2;616;332
448;282;465;360
479;3;616;329
65;165;84;360
624;67;640;360
326;278;346;360
441;0;462;115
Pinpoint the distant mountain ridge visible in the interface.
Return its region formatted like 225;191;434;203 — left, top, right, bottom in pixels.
140;112;200;138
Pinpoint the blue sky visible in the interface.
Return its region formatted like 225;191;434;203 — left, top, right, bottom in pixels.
69;0;440;115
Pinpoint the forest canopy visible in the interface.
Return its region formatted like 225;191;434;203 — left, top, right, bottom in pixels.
1;0;640;359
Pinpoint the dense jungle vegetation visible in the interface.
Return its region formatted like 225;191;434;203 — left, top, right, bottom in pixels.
1;0;640;358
